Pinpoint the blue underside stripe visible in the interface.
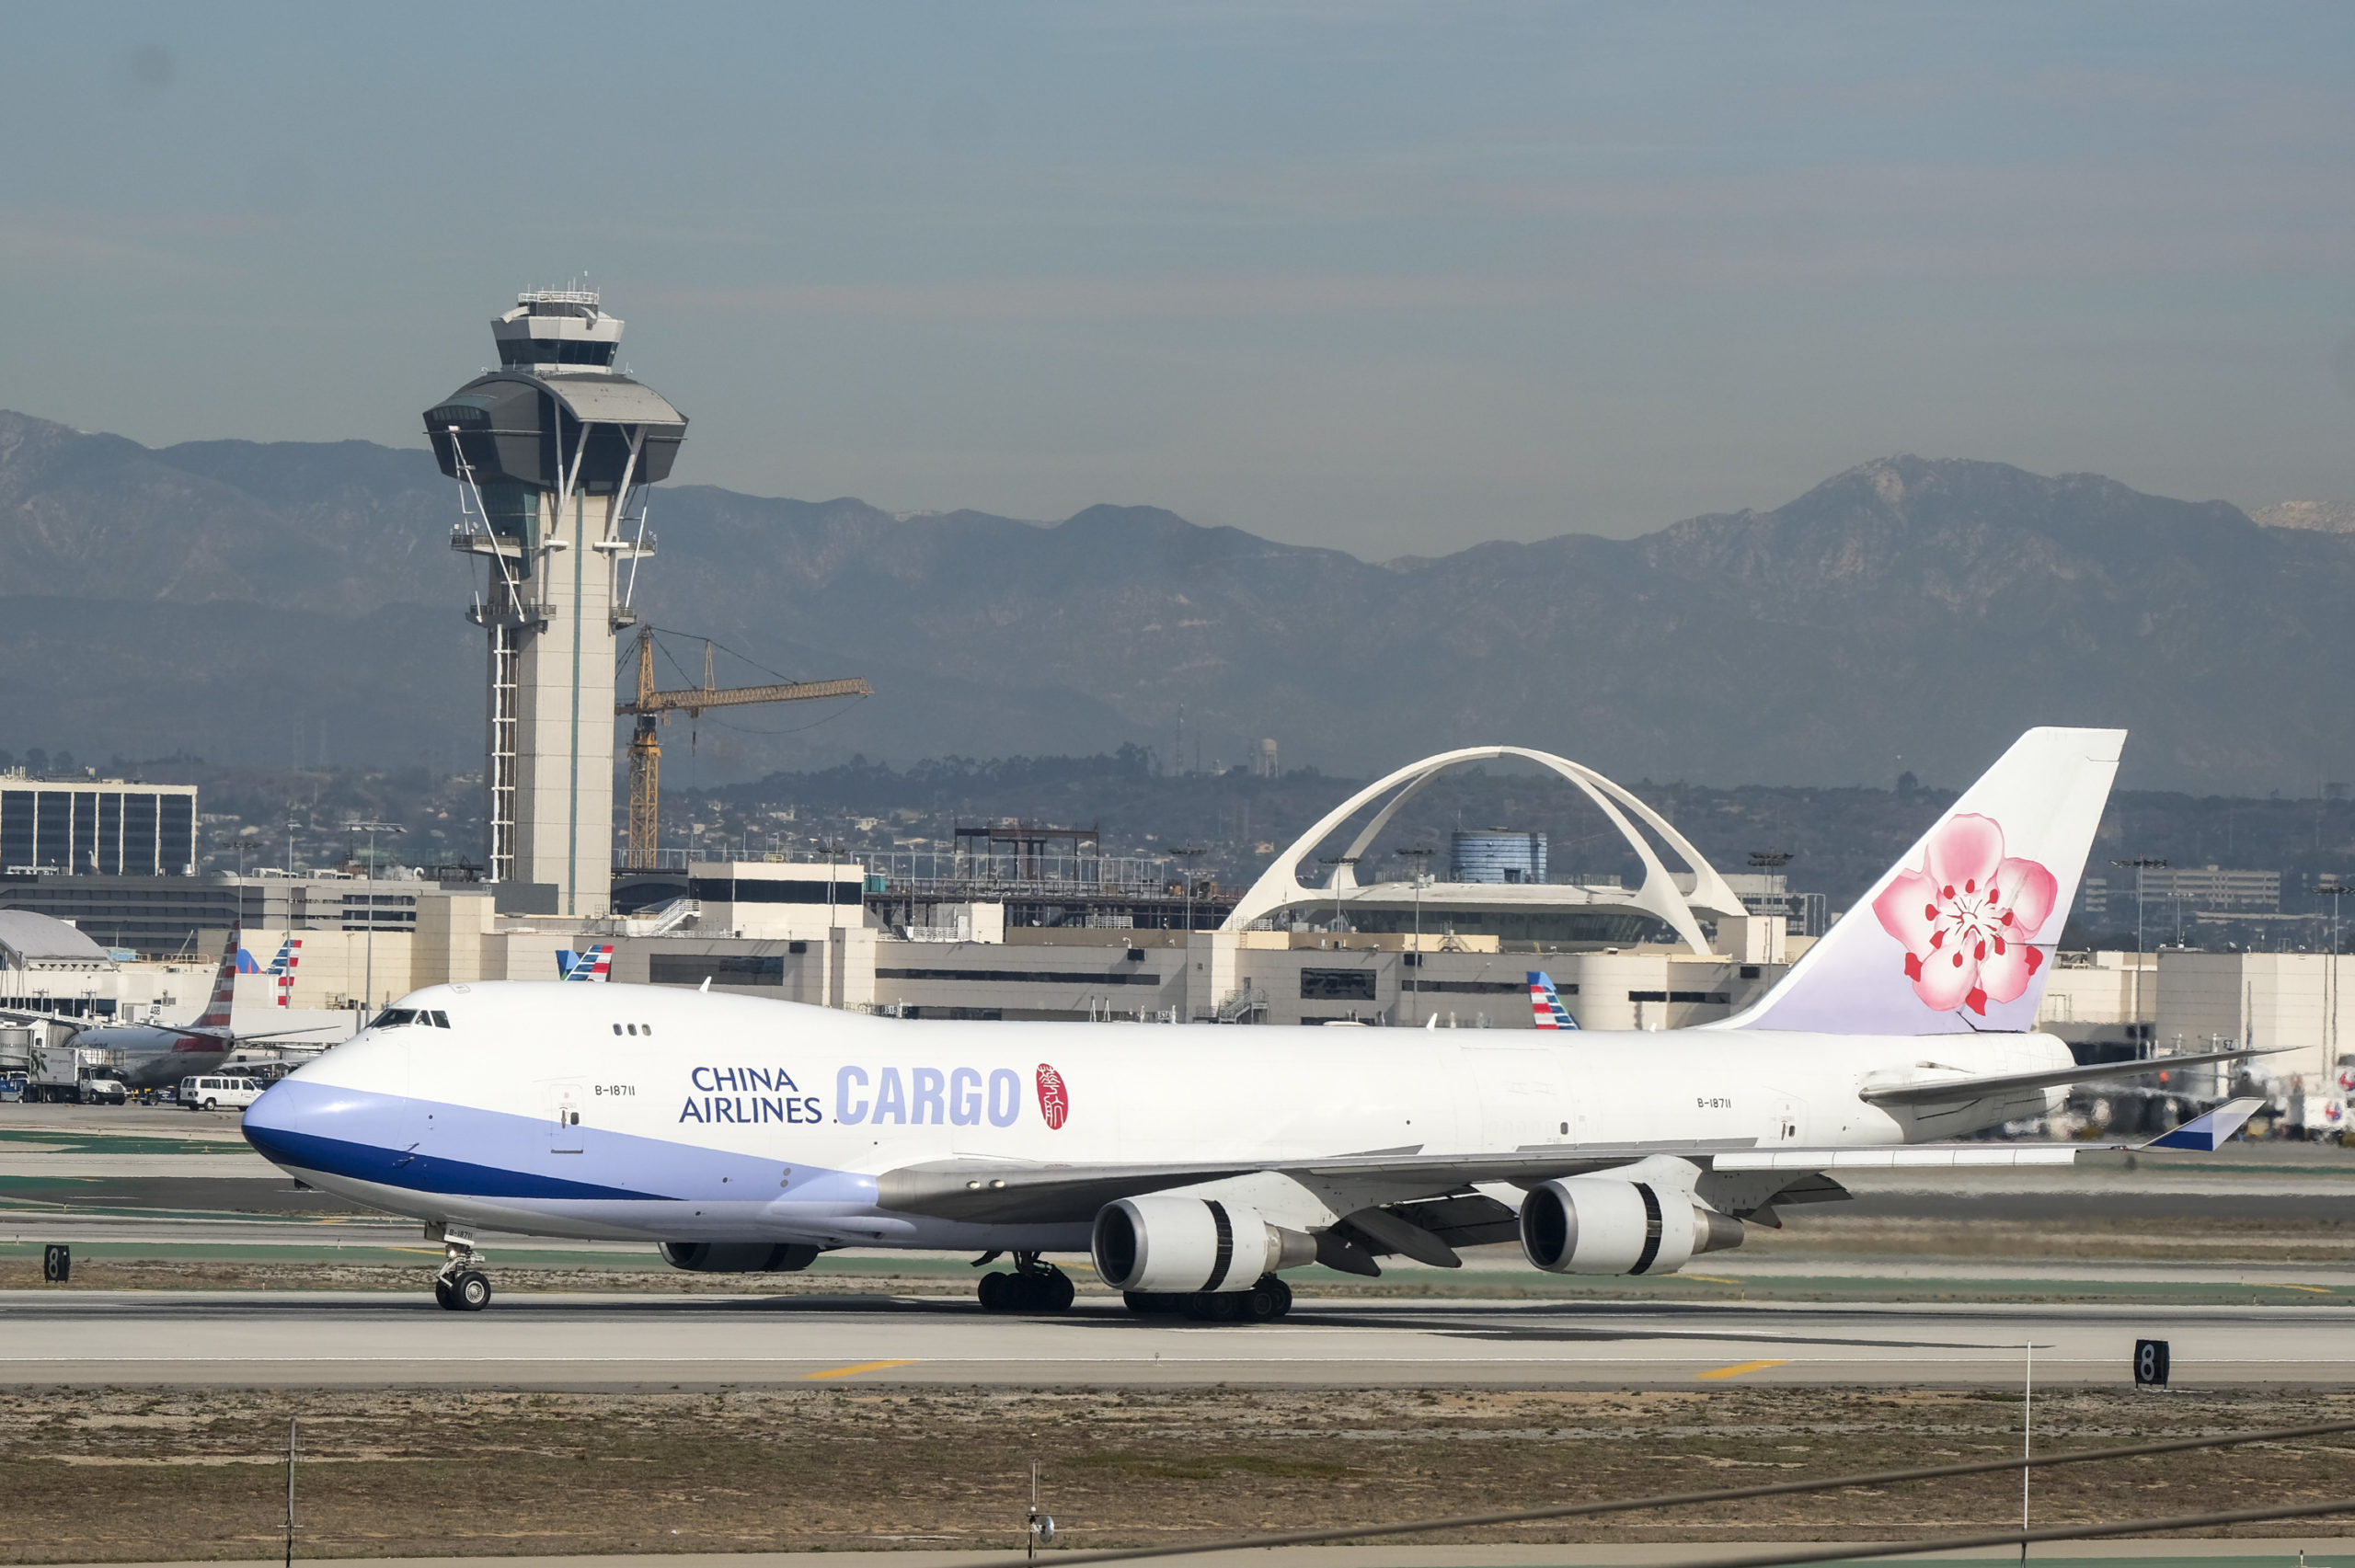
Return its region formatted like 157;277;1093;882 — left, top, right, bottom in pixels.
243;1122;675;1201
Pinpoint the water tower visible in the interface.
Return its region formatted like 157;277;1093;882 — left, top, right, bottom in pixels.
424;289;686;917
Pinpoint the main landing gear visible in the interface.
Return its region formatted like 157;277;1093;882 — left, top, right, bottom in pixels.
431;1226;493;1312
1124;1274;1292;1323
973;1252;1076;1313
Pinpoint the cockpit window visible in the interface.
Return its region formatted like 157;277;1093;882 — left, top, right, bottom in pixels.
369;1008;452;1030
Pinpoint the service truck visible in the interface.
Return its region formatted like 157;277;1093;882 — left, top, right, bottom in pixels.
27;1042;126;1104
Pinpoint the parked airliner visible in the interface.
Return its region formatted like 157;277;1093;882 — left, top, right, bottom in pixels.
73;933;325;1091
242;727;2258;1318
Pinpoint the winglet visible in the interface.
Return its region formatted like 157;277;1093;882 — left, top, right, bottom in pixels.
2142;1095;2265;1151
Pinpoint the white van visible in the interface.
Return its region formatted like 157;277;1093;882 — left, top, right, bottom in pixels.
179;1075;265;1112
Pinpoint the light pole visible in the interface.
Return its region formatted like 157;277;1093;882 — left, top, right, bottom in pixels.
1317;854;1359;937
1168;846;1205;934
2113;857;2169;1052
2315;877;2353;1087
346;820;406;1016
1395;846;1433;1024
1748;850;1793;945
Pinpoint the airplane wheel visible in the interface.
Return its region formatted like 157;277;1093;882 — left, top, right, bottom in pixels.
1191;1291;1244;1323
978;1271;1012;1311
1241;1280;1287;1322
1041;1269;1076;1312
433;1276;456;1310
453;1270;492;1311
1123;1291;1185;1315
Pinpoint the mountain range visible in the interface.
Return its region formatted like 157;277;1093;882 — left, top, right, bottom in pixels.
0;406;2345;794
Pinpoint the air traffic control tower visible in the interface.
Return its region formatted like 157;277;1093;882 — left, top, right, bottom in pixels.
425;290;686;917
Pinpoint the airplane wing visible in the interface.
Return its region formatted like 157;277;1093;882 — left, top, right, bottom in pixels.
880;1134;2148;1224
1858;1046;2277;1106
879;1098;2264;1268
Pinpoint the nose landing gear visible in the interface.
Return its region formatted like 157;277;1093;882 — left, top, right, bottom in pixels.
429;1224;493;1311
973;1252;1076;1313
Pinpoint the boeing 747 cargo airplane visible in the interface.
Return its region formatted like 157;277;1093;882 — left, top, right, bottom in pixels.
241;727;2262;1317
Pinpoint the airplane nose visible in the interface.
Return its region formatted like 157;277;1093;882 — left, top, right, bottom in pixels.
239;1079;297;1145
239;1074;413;1175
238;1078;316;1167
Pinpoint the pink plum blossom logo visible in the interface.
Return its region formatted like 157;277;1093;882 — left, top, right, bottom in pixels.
1870;814;2059;1016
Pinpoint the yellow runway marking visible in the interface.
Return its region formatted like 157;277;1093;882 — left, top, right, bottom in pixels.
1696;1358;1789;1380
2259;1283;2332;1294
803;1359;917;1381
1683;1274;1744;1286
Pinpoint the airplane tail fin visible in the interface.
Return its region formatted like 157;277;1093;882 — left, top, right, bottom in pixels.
193;926;243;1029
1719;727;2124;1035
561;944;614;982
270;938;302;1009
1527;971;1579;1030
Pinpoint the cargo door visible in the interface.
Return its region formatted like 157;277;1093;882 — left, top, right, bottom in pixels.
546;1081;585;1152
1465;1046;1568;1151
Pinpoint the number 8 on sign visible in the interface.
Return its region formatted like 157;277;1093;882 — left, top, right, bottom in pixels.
2134;1338;2169;1387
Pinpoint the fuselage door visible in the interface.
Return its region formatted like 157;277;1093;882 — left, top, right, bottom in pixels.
1465;1046;1568;1150
547;1082;585;1152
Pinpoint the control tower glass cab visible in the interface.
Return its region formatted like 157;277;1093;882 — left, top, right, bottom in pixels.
424;289;687;918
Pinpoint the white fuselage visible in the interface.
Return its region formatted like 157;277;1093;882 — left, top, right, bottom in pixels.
238;981;2071;1254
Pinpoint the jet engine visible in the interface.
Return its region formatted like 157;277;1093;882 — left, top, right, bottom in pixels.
1091;1196;1317;1293
660;1242;821;1273
1518;1175;1744;1276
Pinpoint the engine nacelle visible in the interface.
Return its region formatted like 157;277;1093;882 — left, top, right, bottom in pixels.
1092;1196;1317;1293
1518;1176;1743;1276
660;1242;821;1273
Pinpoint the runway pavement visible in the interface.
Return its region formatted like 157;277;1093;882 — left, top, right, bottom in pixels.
2;1286;2347;1388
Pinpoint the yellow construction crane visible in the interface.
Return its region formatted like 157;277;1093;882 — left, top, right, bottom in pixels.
618;627;871;869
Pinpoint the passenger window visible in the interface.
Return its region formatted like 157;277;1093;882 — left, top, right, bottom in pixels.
627;1024;638;1036
612;1024;623;1036
642;1024;653;1037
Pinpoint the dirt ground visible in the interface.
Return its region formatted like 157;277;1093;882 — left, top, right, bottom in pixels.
0;1384;2350;1563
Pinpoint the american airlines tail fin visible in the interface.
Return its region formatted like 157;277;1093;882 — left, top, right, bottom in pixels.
267;937;303;1009
1527;971;1580;1030
560;944;614;982
193;926;243;1029
1718;727;2125;1035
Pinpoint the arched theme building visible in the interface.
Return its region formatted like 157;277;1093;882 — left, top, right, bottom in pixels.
1223;747;1754;955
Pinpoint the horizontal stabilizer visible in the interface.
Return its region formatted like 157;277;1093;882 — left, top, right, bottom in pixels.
1859;1046;2280;1106
2142;1095;2265;1151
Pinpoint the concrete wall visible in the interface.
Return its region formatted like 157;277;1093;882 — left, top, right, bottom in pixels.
2157;950;2355;1096
2036;951;2156;1027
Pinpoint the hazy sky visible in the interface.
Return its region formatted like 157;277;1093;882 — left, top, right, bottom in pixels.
6;2;2354;558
